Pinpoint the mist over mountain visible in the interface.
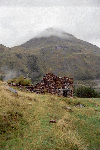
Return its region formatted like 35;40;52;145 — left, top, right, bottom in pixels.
0;28;100;86
35;28;75;39
21;28;100;54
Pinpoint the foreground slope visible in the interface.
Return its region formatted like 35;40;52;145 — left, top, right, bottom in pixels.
0;81;100;150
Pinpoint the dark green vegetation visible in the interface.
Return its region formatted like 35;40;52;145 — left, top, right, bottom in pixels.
7;76;32;86
0;81;100;150
0;29;100;86
74;86;100;98
0;44;43;83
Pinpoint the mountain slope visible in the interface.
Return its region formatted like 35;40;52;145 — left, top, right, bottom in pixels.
0;28;100;84
21;28;100;55
20;28;100;79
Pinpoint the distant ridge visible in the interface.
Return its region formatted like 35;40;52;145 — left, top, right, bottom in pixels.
0;28;100;84
20;28;100;55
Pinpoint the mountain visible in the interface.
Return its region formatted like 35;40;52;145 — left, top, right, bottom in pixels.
21;28;100;55
0;28;100;85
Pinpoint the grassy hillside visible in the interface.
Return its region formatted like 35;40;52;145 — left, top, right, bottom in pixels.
0;45;43;83
20;34;100;79
1;32;100;85
0;81;100;150
1;29;100;86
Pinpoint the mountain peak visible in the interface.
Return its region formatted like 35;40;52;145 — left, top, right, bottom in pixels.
35;27;75;39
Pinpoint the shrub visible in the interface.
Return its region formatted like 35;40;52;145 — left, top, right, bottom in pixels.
7;79;13;84
7;77;17;84
0;77;3;81
7;76;32;86
74;86;100;98
15;76;31;86
21;78;31;86
0;75;4;81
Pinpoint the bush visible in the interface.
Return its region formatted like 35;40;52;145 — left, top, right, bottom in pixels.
74;86;100;98
0;75;4;81
15;76;31;86
7;76;32;86
0;77;3;81
7;77;17;84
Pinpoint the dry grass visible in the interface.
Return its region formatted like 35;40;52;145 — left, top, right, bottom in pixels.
0;81;100;150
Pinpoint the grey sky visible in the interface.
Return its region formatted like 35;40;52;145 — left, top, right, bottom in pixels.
0;0;100;48
0;0;100;7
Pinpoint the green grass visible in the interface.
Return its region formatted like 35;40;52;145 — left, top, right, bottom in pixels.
73;109;100;149
0;81;100;150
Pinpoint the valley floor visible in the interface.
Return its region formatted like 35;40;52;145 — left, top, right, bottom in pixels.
0;81;100;150
74;79;100;93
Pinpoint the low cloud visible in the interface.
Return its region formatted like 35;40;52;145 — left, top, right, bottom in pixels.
0;6;100;47
35;27;74;39
1;66;17;81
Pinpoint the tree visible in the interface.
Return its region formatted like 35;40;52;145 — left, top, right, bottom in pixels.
74;86;100;98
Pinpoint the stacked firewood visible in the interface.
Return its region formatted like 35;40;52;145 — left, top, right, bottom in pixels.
33;73;73;97
8;73;73;97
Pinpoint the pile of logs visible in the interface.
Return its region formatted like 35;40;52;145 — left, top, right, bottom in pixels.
8;73;73;97
33;73;73;97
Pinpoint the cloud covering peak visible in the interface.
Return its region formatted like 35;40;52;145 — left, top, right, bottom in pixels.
35;27;75;39
0;2;100;48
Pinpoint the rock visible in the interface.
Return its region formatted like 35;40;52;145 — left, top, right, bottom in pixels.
74;104;85;108
79;104;84;107
28;103;32;105
8;87;18;93
62;106;72;111
67;106;72;110
49;120;56;123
